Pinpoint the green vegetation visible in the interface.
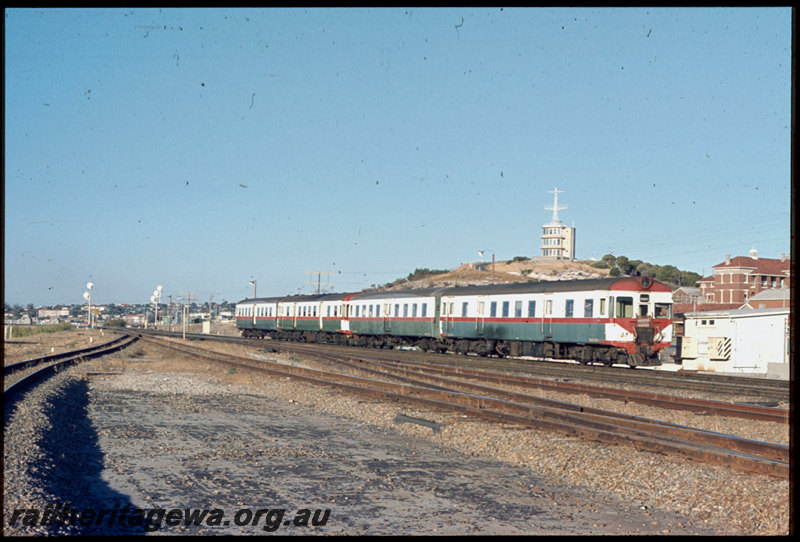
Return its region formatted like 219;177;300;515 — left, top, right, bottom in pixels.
104;318;128;328
591;254;701;286
8;322;73;338
405;268;450;281
376;267;451;290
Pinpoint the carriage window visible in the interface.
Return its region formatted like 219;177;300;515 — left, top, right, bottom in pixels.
639;304;648;317
403;304;408;317
490;302;497;317
599;298;606;316
412;304;418;317
565;299;574;318
615;297;634;318
545;300;552;316
462;302;468;317
376;304;381;317
654;303;672;319
514;300;522;318
478;301;485;316
584;299;593;317
421;303;426;317
528;300;536;317
502;301;509;317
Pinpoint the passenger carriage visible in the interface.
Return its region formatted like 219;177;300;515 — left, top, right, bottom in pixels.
236;276;673;366
435;277;672;365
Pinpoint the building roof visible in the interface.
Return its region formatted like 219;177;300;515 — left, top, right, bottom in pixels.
684;306;790;319
747;288;791;301
674;286;701;295
712;255;791;276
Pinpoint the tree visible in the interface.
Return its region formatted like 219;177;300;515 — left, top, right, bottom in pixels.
655;265;681;284
615;256;635;275
601;254;617;268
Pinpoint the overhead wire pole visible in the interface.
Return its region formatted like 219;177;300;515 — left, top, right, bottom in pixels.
180;291;200;340
207;293;220;322
305;271;334;294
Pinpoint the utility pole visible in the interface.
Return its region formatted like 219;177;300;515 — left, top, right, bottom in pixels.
180;291;200;339
305;271;334;294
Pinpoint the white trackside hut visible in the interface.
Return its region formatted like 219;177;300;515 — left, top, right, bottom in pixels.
680;307;790;378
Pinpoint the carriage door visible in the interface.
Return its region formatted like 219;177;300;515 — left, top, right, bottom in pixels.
543;296;553;340
476;297;486;335
440;296;454;334
341;303;350;333
383;303;392;333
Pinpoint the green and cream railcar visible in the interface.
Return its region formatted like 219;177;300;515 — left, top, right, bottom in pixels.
342;289;441;349
437;277;672;365
235;297;281;338
236;276;673;366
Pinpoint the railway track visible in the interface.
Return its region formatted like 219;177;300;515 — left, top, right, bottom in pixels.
140;334;789;479
3;333;138;410
274;343;789;424
126;328;790;402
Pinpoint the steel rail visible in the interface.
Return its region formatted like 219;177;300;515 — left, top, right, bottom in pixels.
142;336;789;479
263;342;789;423
4;333;131;377
127;328;789;400
330;352;789;424
273;345;790;464
3;334;140;412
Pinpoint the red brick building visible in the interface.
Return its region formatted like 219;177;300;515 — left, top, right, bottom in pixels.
673;250;791;314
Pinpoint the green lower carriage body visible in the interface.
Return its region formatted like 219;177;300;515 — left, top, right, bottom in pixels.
349;317;437;338
441;317;606;343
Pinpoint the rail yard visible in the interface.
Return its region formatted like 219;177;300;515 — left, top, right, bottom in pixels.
3;327;791;535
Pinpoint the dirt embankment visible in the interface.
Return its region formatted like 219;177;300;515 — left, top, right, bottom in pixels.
388;259;610;290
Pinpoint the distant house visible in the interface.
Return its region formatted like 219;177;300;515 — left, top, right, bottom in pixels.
672;286;701;305
123;314;146;327
741;288;790;309
675;250;791;314
37;307;69;322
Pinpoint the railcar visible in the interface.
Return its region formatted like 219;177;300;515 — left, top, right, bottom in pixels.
235;276;673;367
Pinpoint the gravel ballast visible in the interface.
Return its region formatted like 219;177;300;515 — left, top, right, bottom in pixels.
3;339;791;535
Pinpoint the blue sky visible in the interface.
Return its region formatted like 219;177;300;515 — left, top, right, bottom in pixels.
4;7;792;306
